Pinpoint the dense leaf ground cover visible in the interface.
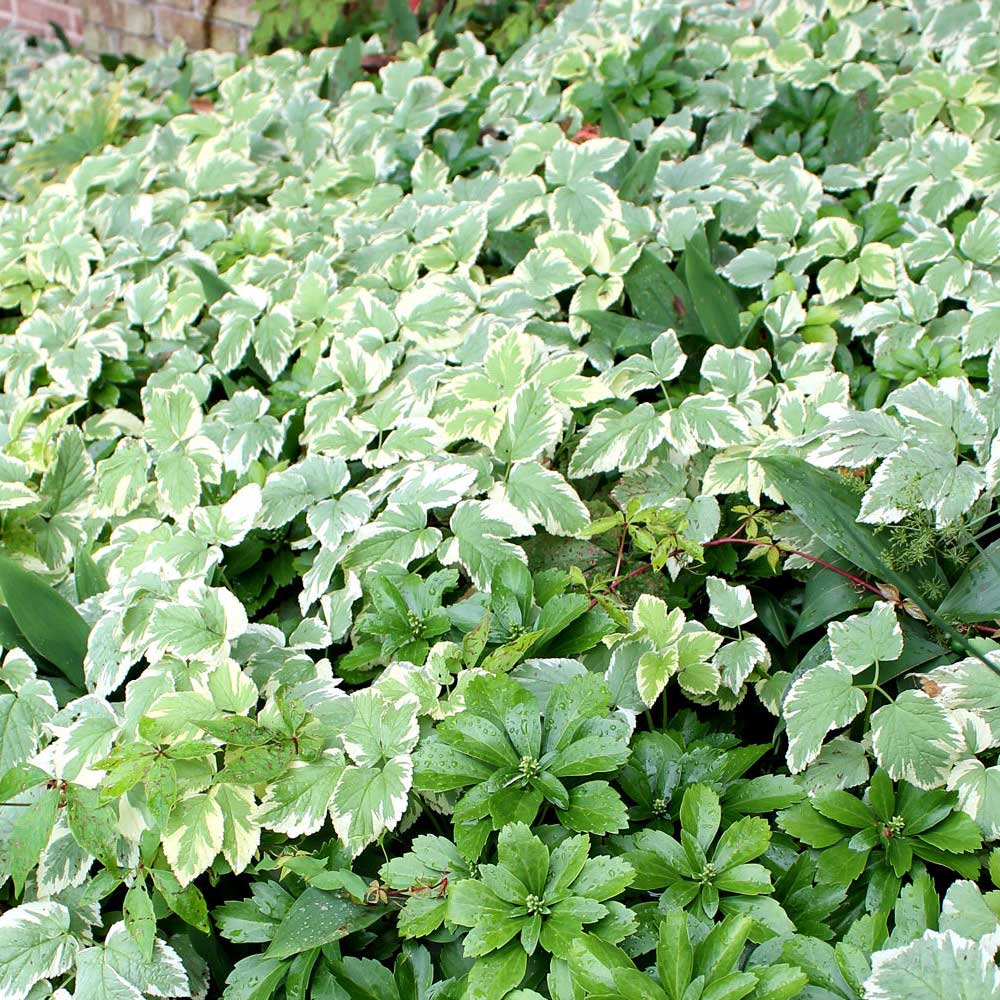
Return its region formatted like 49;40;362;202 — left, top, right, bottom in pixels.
2;0;1000;997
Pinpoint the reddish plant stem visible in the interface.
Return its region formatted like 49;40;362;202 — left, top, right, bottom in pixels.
589;534;888;610
608;562;652;593
706;536;888;599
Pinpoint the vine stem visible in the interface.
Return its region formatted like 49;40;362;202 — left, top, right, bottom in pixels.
860;661;882;734
707;536;889;599
589;534;890;611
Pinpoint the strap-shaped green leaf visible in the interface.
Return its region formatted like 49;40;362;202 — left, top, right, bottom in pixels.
938;539;1000;622
0;555;87;688
681;239;745;347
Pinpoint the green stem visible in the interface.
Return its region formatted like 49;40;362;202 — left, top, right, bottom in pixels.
613;525;628;580
861;660;881;733
858;681;893;704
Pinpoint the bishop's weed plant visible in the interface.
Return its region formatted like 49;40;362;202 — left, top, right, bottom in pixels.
3;2;1000;999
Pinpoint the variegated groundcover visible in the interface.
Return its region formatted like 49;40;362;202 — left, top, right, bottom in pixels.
2;0;1000;997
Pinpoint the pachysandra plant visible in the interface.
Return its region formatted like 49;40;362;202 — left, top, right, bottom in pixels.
1;0;1000;997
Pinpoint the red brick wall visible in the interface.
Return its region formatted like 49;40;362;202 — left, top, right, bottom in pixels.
0;0;257;54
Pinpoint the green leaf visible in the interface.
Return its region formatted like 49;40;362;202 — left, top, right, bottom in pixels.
681;238;744;347
464;942;527;1000
161;792;224;887
694;914;755;980
581;310;664;354
123;883;156;962
66;784;121;870
866;929;1000;1000
557;780;629;835
624;249;697;336
612;968;671;1000
386;0;419;41
74;547;108;602
870;691;964;789
0;556;88;687
223;955;287;1000
791;556;869;639
9;785;59;894
811;790;873;830
938;539;1000;623
266;888;386;960
187;260;232;306
0;902;76;999
680;783;722;852
448;879;524;957
777;802;849;849
753;964;810;1000
760;454;999;677
758;456;909;586
783;663;867;773
152;872;210;933
657;907;693;1000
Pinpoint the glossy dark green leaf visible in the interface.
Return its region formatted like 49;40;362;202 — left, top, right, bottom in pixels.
752;588;792;648
386;0;419;41
657;907;692;1000
824;86;879;167
619;141;667;204
266;888;386;959
758;455;911;590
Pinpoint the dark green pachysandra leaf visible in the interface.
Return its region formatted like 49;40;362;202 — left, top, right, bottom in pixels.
266;888;387;960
